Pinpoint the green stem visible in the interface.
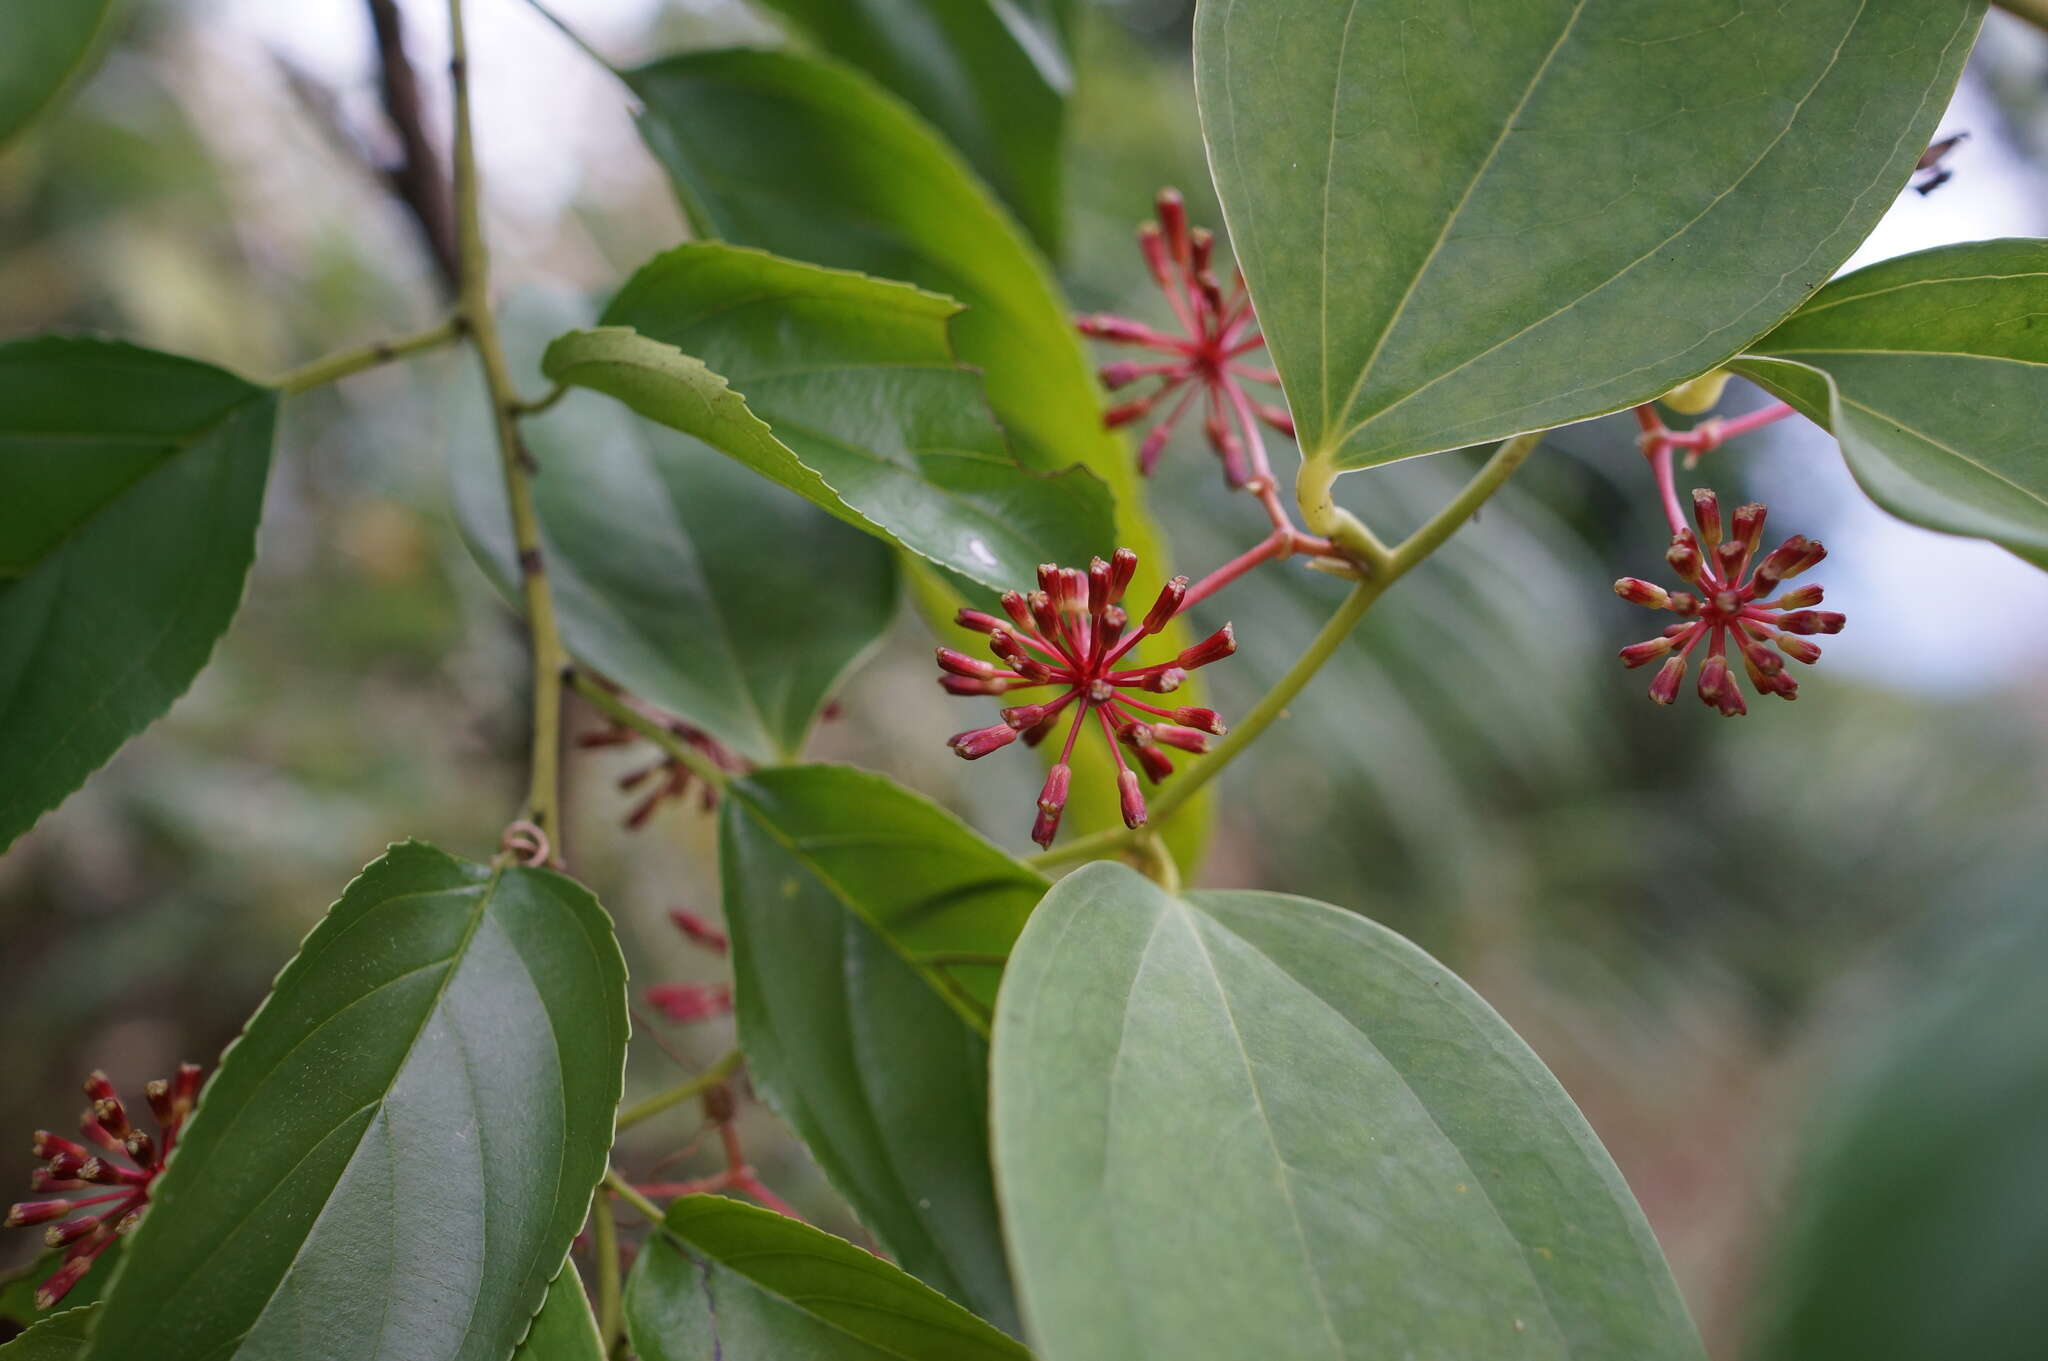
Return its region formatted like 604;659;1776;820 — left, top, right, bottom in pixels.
270;317;462;394
1026;430;1545;872
605;1169;668;1227
617;1048;744;1131
1997;0;2048;33
568;670;733;793
519;0;619;70
449;0;570;849
511;381;568;416
592;1185;622;1349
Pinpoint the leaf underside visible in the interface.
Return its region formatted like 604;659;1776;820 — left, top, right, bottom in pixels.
1196;0;1983;467
992;863;1705;1361
1732;237;2048;570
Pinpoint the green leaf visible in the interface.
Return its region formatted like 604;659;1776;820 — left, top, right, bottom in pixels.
0;1307;94;1361
720;765;1047;1330
0;0;119;145
991;862;1705;1361
542;243;1115;595
626;46;1213;871
514;1270;605;1361
0;337;276;851
1747;899;2048;1361
0;1246;117;1328
1196;0;1984;468
754;0;1075;254
456;296;897;763
624;1195;1030;1361
79;841;629;1361
1730;238;2048;569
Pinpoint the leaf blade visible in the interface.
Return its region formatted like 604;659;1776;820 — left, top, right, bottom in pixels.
0;0;119;145
623;1195;1030;1361
991;862;1704;1361
1196;0;1983;467
79;842;629;1361
0;338;276;851
719;765;1045;1330
1730;238;2048;567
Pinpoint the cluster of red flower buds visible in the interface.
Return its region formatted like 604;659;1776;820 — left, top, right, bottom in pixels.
576;704;747;829
1617;488;1844;715
645;908;733;1025
941;548;1232;846
7;1065;202;1308
1078;188;1291;487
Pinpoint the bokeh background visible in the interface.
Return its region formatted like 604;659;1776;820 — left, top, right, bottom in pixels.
3;2;2046;1354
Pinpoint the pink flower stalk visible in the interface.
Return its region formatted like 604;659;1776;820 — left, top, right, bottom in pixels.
1616;488;1844;715
576;700;747;828
8;1064;203;1308
1078;188;1292;489
941;548;1232;846
667;907;728;955
646;982;733;1024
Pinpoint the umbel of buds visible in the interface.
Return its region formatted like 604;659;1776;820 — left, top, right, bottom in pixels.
1077;188;1292;486
941;549;1232;847
1616;489;1845;715
7;1064;203;1308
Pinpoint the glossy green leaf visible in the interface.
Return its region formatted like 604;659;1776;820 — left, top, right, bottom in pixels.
626;46;1213;871
624;1195;1030;1361
1748;899;2048;1361
0;0;119;144
1731;239;2048;569
0;338;276;851
1196;0;1983;467
720;765;1047;1330
543;244;1115;595
80;841;629;1361
513;1270;605;1361
754;0;1075;253
456;314;896;763
992;862;1705;1361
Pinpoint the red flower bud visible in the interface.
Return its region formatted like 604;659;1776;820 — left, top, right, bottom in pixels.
1117;769;1148;829
1613;577;1670;609
937;648;1001;679
1619;637;1674;668
668;908;729;955
1691;489;1723;547
646;982;734;1024
1150;725;1213;753
956;608;1005;635
1178;624;1237;669
948;724;1019;760
1776;611;1846;635
1143;577;1188;634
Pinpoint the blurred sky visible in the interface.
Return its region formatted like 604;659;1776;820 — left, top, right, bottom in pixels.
211;0;2048;690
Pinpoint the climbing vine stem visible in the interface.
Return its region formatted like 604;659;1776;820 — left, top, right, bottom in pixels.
448;0;570;852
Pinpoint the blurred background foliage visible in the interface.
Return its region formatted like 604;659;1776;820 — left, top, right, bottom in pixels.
2;2;2046;1355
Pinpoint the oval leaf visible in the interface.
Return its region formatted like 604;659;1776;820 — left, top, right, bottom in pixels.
456;315;896;763
992;862;1704;1361
624;1195;1029;1361
1731;238;2048;568
1196;0;1983;467
721;765;1048;1330
0;338;276;851
626;46;1212;868
80;841;629;1361
0;0;119;145
754;0;1075;254
543;244;1115;594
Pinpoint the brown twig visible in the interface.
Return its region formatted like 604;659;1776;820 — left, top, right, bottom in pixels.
366;0;460;293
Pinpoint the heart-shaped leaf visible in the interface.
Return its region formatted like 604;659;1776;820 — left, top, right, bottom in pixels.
1196;0;1983;467
455;306;897;763
1731;238;2048;569
0;338;276;851
0;1306;94;1360
626;46;1213;871
0;0;119;145
720;765;1047;1330
752;0;1076;254
624;1195;1029;1361
543;244;1115;595
513;1270;604;1361
79;841;629;1361
992;862;1705;1361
